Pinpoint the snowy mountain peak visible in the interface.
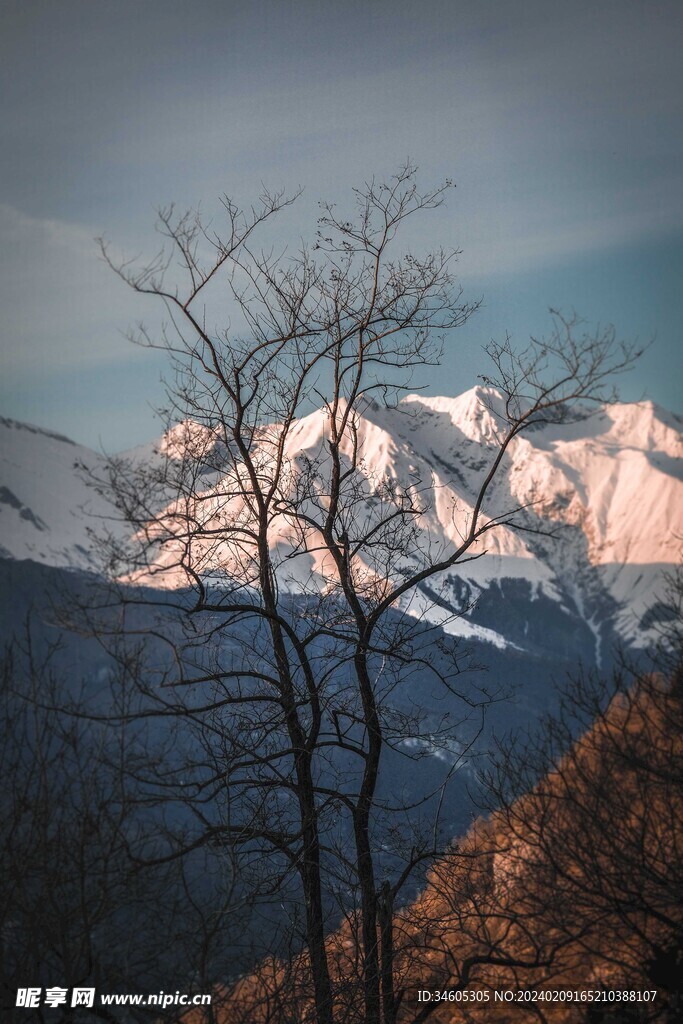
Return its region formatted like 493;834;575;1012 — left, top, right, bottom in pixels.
598;400;683;454
0;415;106;569
159;418;220;461
401;386;508;443
0;415;77;447
1;389;680;652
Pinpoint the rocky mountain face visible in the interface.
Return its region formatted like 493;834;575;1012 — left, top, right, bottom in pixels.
2;389;680;662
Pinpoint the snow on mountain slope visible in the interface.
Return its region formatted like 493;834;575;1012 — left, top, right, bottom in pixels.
130;388;680;650
371;392;681;644
0;417;211;571
1;391;680;650
0;417;112;570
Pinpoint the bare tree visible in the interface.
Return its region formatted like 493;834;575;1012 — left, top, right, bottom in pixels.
0;632;244;1023
244;578;682;1024
88;165;640;1024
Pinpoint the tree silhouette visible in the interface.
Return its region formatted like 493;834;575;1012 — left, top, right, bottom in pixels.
88;165;640;1024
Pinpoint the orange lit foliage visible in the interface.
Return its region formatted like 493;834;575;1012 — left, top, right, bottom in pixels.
187;669;682;1024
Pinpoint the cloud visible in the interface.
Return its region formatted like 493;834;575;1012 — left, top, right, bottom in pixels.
459;177;683;279
0;204;146;374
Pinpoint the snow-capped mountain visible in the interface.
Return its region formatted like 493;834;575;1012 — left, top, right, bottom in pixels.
1;389;681;656
0;417;110;570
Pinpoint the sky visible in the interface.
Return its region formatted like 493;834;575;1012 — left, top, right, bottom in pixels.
0;0;681;450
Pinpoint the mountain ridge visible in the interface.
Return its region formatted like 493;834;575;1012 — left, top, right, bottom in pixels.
1;388;680;656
